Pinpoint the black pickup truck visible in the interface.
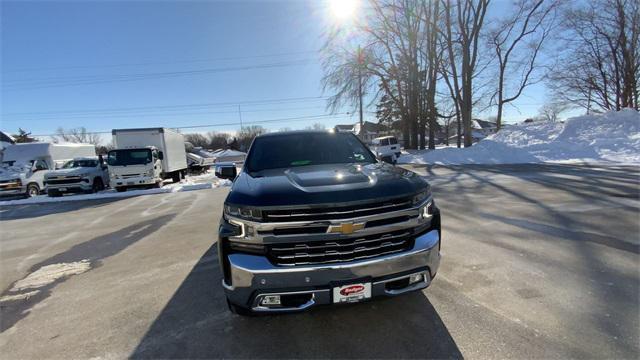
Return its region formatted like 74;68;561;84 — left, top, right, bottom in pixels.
216;130;441;315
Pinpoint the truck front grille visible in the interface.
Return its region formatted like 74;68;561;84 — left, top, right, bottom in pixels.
262;196;413;222
46;177;82;185
267;230;414;266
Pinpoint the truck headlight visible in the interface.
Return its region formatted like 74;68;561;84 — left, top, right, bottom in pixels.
146;169;154;176
224;204;262;221
421;201;434;219
412;186;431;206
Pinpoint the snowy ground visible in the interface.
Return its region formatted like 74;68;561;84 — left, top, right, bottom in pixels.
0;170;232;206
399;109;640;165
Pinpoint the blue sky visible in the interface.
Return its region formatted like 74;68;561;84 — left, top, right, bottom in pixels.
1;0;558;141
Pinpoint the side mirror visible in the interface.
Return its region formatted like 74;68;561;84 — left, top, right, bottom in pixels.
158;151;164;160
215;164;237;180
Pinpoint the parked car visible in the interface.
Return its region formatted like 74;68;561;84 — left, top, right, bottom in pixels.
216;130;440;315
108;128;188;192
0;143;96;198
370;136;401;163
44;157;109;197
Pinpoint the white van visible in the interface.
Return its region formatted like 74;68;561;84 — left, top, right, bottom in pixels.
0;143;96;197
371;136;401;163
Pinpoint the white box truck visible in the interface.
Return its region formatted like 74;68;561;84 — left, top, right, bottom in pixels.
108;128;187;192
0;142;96;197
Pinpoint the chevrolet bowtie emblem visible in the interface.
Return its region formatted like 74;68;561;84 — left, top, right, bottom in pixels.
327;222;365;234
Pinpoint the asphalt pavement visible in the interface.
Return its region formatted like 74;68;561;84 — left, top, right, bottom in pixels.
0;164;638;359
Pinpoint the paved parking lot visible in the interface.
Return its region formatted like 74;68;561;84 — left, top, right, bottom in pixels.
0;164;638;359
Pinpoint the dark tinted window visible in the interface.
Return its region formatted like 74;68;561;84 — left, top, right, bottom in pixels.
389;137;398;145
380;138;389;146
107;149;152;166
246;132;376;172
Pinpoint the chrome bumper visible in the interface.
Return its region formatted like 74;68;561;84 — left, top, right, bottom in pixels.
222;229;440;312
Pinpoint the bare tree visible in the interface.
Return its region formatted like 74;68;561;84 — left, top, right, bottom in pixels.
237;125;267;152
306;123;326;130
538;101;568;122
489;0;557;130
548;0;639;112
54;127;102;145
184;133;209;148
441;0;490;147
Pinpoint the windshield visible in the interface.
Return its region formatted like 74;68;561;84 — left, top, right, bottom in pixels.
246;132;376;172
107;149;152;166
63;159;98;168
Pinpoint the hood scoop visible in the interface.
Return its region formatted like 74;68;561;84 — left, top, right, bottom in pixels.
284;165;378;193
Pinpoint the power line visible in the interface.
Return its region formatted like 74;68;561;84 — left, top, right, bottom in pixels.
28;113;352;137
2;105;332;122
3;50;318;73
3;96;330;117
3;59;316;90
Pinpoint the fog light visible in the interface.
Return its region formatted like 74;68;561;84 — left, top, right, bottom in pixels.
409;273;423;284
261;295;281;306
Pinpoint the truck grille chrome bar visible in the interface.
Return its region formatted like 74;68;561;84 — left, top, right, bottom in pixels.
267;230;414;266
262;196;413;222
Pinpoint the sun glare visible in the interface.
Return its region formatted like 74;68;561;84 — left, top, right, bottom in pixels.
329;0;358;20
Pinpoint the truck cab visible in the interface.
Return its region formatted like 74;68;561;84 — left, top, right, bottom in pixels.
107;147;163;192
44;157;109;197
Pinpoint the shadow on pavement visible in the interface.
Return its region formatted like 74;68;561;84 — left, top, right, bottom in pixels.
132;245;462;359
0;213;176;332
0;197;127;221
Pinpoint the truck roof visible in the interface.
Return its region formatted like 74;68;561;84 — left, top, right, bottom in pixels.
111;127;179;135
257;130;340;138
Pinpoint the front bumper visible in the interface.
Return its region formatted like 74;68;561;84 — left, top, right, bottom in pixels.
112;176;156;187
222;229;440;312
0;186;26;197
46;183;91;193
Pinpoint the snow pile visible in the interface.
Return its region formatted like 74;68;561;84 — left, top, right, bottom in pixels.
399;109;640;165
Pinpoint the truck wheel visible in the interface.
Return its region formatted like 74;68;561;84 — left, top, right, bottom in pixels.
92;178;105;193
171;171;182;183
27;183;40;197
116;187;127;193
227;299;253;317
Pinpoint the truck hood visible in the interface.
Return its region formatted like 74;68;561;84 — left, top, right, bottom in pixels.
45;168;91;178
226;163;429;207
0;164;30;181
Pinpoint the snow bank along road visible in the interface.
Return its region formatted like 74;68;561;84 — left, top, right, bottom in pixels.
0;164;638;359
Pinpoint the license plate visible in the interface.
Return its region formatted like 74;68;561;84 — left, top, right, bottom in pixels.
59;188;67;191
127;181;134;185
333;282;371;303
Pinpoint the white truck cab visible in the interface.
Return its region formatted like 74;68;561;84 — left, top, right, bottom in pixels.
371;136;401;164
0;143;96;198
108;128;187;192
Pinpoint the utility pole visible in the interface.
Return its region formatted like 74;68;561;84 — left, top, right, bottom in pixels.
357;45;364;128
238;104;243;129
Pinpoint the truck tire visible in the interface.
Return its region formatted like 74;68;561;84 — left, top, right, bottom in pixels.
27;183;40;197
92;178;105;193
171;171;182;184
226;299;253;317
115;186;127;192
